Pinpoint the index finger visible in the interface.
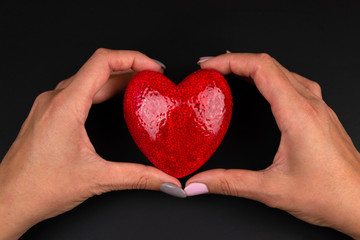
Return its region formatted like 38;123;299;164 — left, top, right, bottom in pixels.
199;53;303;130
64;49;163;120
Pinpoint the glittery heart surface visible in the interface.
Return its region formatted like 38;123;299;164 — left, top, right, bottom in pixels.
123;69;233;178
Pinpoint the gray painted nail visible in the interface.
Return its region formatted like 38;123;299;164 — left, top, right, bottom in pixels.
160;183;186;198
197;56;214;64
152;59;166;70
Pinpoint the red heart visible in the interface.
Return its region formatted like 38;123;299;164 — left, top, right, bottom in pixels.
123;69;233;178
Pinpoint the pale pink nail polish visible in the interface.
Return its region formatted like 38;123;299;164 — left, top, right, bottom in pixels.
184;183;208;196
197;56;214;64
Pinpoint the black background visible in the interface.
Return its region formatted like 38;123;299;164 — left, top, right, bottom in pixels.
1;1;359;239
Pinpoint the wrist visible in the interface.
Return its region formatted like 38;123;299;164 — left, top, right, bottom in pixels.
0;169;37;240
331;173;360;239
0;198;31;240
339;203;360;239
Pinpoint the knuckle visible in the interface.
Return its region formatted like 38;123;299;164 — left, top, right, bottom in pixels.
131;50;142;55
257;53;273;63
34;91;53;105
48;91;66;108
218;172;238;196
133;175;149;190
131;165;151;190
128;50;145;59
309;81;322;94
255;53;276;74
55;80;66;89
32;91;66;126
219;178;233;196
93;48;109;57
326;105;338;119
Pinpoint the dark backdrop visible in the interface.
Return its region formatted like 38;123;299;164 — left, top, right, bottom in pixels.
1;1;359;239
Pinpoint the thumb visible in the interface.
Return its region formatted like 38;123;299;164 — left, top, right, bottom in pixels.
96;161;181;193
185;169;271;203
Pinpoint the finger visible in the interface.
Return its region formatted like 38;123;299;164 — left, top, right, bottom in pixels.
63;49;164;119
54;71;134;91
185;169;271;203
96;161;181;193
199;53;303;130
92;67;164;104
92;71;137;104
56;70;161;104
199;53;297;103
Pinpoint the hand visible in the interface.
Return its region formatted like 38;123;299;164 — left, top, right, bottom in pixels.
185;53;360;239
0;49;180;240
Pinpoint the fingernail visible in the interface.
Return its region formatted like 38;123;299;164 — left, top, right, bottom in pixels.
226;50;232;53
112;69;134;74
184;183;208;197
152;59;166;70
197;56;214;65
160;183;186;198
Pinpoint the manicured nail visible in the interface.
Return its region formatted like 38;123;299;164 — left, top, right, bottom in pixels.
184;183;208;197
197;56;214;64
152;59;166;70
160;183;186;198
112;69;133;74
226;50;232;53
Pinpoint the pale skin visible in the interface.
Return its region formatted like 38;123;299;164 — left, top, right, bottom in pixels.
0;49;359;239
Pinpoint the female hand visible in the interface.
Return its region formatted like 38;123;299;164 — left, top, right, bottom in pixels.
0;49;180;240
185;53;360;239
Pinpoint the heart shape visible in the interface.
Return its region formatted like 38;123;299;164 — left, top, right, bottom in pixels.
123;69;233;178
